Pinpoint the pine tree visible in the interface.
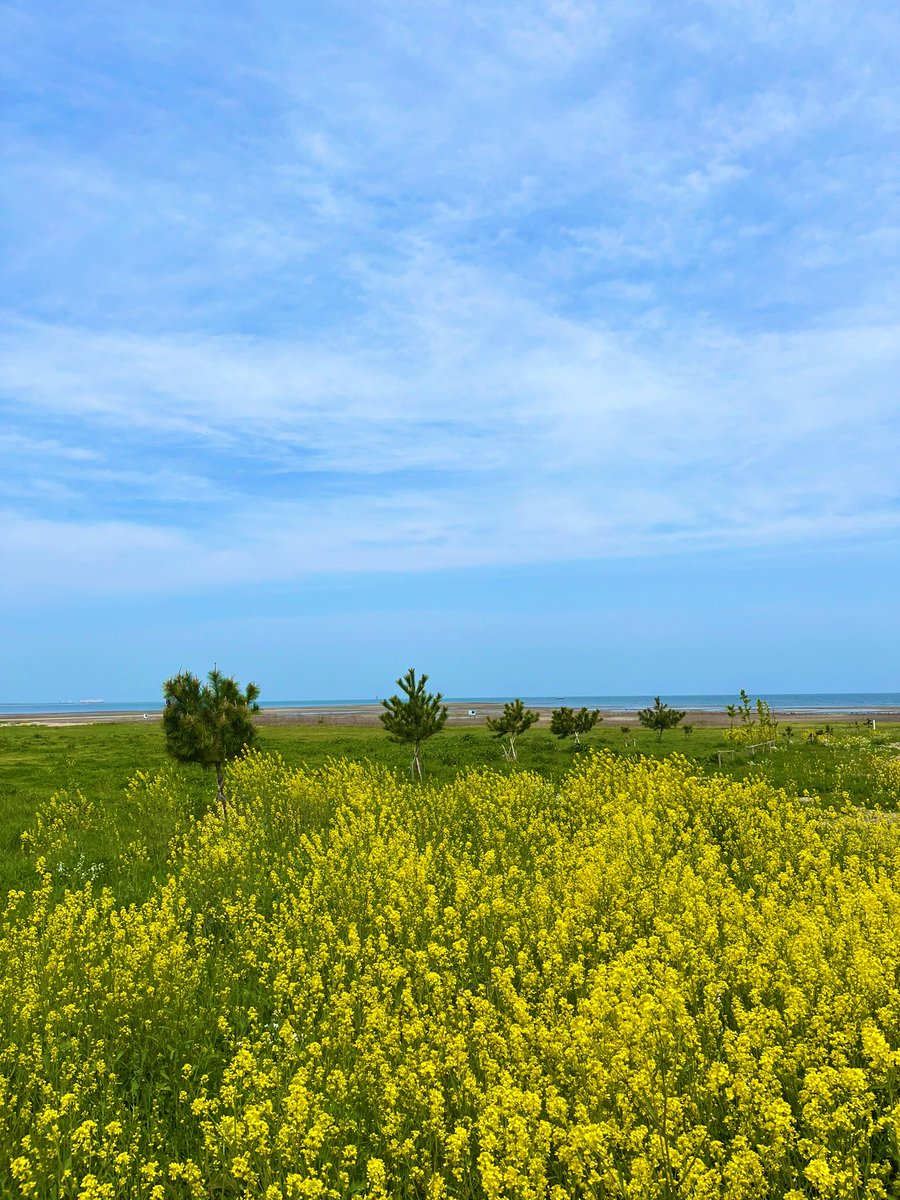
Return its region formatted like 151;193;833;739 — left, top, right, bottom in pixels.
486;698;539;761
380;668;448;779
550;706;601;746
637;696;686;742
162;666;260;813
571;707;601;744
550;707;575;739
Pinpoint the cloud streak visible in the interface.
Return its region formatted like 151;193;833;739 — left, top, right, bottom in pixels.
1;0;899;603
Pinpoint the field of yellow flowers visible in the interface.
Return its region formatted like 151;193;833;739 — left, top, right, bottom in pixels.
3;750;900;1199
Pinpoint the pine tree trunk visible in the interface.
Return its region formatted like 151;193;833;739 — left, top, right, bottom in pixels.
215;762;227;815
412;743;422;779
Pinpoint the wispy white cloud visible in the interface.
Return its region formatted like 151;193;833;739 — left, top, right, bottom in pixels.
1;0;899;604
2;279;898;597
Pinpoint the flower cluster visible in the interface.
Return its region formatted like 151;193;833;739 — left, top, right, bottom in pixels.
3;751;900;1197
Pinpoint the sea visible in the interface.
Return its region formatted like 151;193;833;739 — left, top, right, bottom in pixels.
2;693;899;716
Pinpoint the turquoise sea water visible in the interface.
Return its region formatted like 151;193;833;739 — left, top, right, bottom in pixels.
2;693;899;716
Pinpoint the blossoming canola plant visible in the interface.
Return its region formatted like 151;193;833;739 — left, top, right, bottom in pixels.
3;752;900;1198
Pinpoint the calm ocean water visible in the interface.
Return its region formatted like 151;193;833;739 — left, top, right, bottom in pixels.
2;693;899;715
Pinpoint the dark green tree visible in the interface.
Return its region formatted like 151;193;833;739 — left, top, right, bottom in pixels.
637;696;686;742
380;668;448;779
550;706;575;740
550;706;601;746
572;707;602;744
486;699;539;761
162;666;260;813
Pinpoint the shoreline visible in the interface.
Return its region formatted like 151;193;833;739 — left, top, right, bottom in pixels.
3;703;899;728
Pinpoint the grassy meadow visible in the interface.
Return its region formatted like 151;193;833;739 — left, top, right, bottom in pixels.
2;715;900;1197
2;716;898;900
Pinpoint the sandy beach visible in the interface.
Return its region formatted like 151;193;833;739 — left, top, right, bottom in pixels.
4;703;899;728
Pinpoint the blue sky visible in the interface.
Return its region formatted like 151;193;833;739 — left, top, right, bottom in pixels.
2;0;899;700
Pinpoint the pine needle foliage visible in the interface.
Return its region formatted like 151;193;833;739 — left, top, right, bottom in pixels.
485;699;539;761
637;695;686;742
162;667;260;812
380;668;448;779
550;706;602;745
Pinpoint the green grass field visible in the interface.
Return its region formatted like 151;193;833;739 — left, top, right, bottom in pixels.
2;716;899;901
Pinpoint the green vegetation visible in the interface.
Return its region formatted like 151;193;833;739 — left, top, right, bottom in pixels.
550;705;602;745
379;668;448;778
723;688;779;747
0;722;175;897
3;707;900;1196
163;666;261;811
3;716;900;905
6;748;900;1197
485;698;538;760
637;695;686;740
